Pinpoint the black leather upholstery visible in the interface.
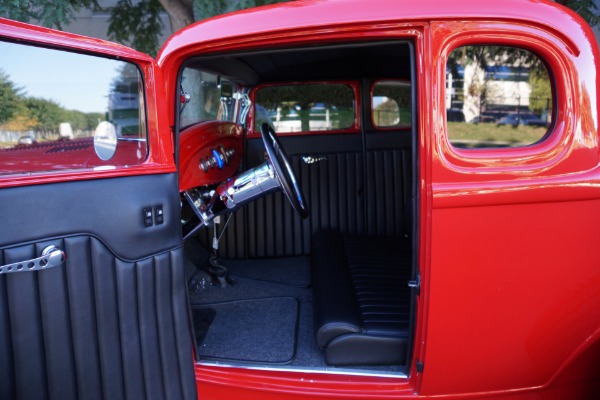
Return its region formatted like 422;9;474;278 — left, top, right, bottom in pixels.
0;174;182;260
0;174;196;400
0;236;196;400
198;131;412;258
312;231;412;366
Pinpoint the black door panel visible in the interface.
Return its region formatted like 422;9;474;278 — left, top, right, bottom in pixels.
0;174;181;260
0;175;196;400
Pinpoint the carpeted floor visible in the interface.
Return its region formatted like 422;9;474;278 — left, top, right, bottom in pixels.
222;257;311;287
193;297;298;363
185;240;405;374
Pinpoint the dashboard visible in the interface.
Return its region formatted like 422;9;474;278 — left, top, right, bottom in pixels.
179;121;244;191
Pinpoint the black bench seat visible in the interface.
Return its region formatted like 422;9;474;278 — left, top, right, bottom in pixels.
311;231;412;366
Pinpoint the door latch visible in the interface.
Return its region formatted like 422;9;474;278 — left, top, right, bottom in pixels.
0;246;65;274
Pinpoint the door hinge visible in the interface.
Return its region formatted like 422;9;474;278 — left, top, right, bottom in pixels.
408;273;420;295
416;360;424;373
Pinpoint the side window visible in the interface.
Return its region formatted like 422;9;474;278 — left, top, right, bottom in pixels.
372;80;411;128
446;45;553;148
0;41;147;174
254;84;356;133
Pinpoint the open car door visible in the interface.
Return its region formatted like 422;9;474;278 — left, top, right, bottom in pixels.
0;19;197;400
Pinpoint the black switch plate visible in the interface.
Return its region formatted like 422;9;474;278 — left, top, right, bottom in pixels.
143;207;153;227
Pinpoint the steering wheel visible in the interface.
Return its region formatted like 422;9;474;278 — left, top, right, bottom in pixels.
260;123;309;219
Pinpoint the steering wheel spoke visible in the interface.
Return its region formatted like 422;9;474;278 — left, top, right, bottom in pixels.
261;123;309;218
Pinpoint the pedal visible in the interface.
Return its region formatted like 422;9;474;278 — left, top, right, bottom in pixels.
208;255;232;288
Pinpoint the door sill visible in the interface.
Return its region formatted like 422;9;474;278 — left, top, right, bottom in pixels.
196;359;408;378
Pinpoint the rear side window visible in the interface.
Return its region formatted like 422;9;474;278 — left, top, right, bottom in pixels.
372;80;411;128
446;45;553;149
0;41;147;174
254;84;355;133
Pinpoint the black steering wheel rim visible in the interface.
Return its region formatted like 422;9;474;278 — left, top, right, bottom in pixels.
260;123;308;219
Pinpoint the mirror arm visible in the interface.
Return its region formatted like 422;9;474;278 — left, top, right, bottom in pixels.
237;91;252;128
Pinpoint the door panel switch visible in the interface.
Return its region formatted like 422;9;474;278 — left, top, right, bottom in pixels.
154;206;164;225
143;207;153;227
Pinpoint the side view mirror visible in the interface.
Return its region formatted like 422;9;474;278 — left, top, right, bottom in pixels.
93;121;118;161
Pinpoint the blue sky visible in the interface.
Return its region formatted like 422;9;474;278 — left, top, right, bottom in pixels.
0;41;126;113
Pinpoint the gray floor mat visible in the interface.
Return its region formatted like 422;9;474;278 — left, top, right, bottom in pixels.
193;297;298;364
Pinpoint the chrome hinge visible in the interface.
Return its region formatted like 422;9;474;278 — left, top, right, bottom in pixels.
408;273;421;295
0;246;65;275
416;360;424;373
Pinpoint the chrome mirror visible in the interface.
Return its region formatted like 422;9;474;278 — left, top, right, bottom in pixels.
93;121;118;160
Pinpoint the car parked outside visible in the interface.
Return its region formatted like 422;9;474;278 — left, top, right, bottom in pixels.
496;112;548;127
1;1;599;399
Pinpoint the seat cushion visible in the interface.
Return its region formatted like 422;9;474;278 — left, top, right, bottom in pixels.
311;231;412;365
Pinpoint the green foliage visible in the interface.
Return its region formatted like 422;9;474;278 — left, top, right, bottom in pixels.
193;0;288;20
0;70;21;124
23;97;66;133
448;121;548;148
0;0;596;59
529;70;553;113
555;0;600;28
449;46;542;72
84;113;105;130
1;85;103;133
62;109;89;131
0;0;98;29
108;0;164;57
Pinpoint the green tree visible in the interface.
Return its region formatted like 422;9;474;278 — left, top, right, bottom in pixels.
556;0;600;28
0;0;290;56
529;70;553;114
108;0;165;56
62;109;88;131
0;0;597;57
0;0;98;29
0;70;22;124
24;97;66;133
109;0;289;56
85;112;105;130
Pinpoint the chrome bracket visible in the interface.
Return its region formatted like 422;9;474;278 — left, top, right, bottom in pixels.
0;246;65;275
408;273;421;295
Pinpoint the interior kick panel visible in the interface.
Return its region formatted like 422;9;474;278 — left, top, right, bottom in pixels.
0;173;181;260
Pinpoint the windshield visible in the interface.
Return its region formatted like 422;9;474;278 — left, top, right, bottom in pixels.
180;68;237;128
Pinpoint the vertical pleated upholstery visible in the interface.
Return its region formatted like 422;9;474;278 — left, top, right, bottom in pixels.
365;149;412;237
196;131;413;258
198;150;366;258
0;236;196;400
246;151;366;258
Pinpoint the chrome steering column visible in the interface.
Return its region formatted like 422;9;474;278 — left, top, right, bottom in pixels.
183;160;280;237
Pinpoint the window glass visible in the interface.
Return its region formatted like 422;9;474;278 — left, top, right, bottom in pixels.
372;81;411;128
180;68;236;128
254;84;355;133
0;41;146;174
446;46;552;149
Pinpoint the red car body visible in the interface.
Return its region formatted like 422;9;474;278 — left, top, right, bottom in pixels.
1;0;599;399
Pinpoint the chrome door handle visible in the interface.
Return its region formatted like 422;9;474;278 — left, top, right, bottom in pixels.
0;246;65;274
